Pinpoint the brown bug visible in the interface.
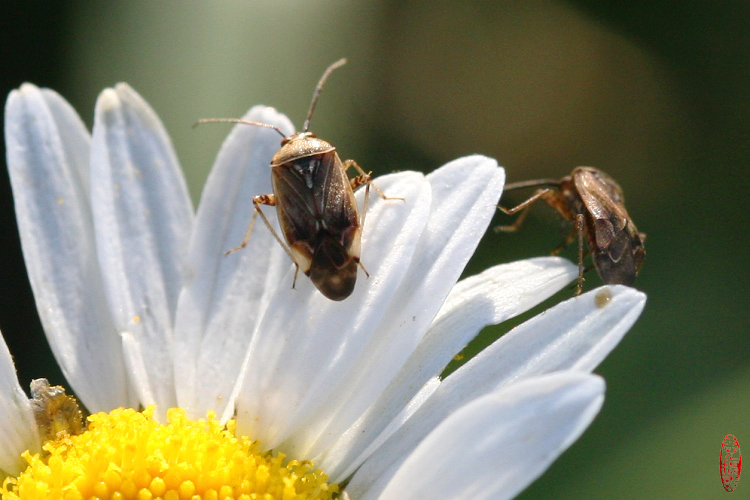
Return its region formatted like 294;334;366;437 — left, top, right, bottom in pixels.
196;59;398;301
496;166;645;295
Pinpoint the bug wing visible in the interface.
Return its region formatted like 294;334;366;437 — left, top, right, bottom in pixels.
307;153;360;300
574;169;645;285
272;151;358;247
272;151;360;300
272;155;326;248
312;151;359;236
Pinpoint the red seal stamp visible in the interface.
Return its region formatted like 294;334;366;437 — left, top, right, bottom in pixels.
720;434;742;492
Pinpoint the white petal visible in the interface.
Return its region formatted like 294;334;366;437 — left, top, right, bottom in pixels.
38;88;91;195
320;257;577;480
452;285;646;384
348;285;644;493
174;106;294;419
281;156;505;459
329;376;440;486
235;170;431;448
4;84;134;412
89;84;193;413
433;257;578;325
362;372;604;500
0;333;40;477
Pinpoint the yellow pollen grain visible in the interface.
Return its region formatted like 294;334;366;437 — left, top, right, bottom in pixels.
1;407;338;500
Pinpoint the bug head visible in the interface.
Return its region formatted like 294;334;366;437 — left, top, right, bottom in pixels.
272;133;335;166
573;166;625;204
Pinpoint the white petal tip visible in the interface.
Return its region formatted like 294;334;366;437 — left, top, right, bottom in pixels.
96;88;120;112
17;82;41;95
583;284;646;310
114;82;134;93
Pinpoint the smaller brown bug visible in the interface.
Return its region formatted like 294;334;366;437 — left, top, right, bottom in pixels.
29;378;84;441
196;59;399;301
496;167;645;295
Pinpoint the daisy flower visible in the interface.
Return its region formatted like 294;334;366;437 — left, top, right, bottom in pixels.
0;82;646;499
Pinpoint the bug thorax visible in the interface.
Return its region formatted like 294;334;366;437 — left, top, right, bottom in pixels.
271;132;336;166
556;176;584;220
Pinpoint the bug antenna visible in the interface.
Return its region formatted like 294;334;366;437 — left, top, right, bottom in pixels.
303;58;347;132
193;118;286;138
503;178;563;191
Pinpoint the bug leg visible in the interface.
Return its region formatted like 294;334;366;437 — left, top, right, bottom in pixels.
292;263;300;289
357;260;371;278
495;203;532;233
225;208;260;255
226;194;278;255
250;196;298;266
251;198;305;291
495;188;554;232
343;159;404;201
568;264;596;293
226;194;297;268
344;159;404;249
575;213;585;295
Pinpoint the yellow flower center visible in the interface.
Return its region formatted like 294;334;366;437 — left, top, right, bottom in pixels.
1;407;338;500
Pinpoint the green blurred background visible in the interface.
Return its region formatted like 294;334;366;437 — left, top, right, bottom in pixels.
1;1;748;498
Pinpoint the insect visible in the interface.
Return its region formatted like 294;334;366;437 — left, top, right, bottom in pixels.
196;59;399;301
29;378;84;441
496;166;646;295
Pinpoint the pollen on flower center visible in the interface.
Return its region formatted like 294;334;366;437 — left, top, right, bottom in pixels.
1;407;338;500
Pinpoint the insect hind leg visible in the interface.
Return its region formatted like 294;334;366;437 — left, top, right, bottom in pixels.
357;259;371;278
495;188;556;232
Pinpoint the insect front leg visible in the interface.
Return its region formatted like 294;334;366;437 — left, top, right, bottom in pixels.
343;159;404;238
495;188;557;232
343;159;398;201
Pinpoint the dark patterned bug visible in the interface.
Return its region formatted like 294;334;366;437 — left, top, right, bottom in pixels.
496;167;646;295
196;59;398;301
